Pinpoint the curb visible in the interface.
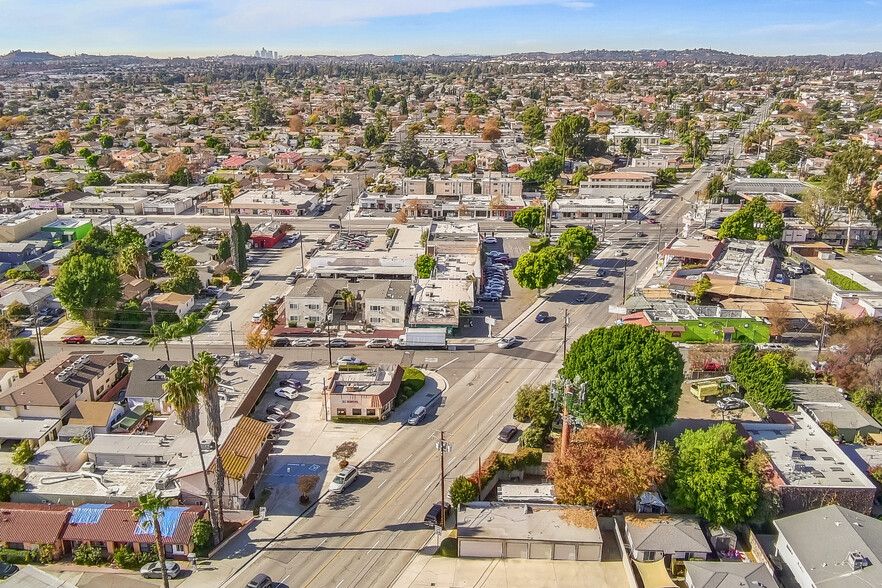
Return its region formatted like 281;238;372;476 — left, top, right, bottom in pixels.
207;516;256;560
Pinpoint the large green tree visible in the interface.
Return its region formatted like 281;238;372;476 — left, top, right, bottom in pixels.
826;141;882;252
518;106;546;144
550;115;607;160
55;253;121;327
516;154;564;189
512;247;573;294
83;170;111;186
560;325;684;433
717;195;784;241
512;206;544;236
556;226;598;263
670;422;761;526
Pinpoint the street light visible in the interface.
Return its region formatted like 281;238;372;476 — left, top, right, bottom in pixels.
436;432;452;530
325;309;334;367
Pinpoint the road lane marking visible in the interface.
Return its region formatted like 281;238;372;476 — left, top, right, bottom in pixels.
378;479;388;488
367;539;380;553
397;508;410;521
402;453;413;464
314;539;326;550
348;506;360;518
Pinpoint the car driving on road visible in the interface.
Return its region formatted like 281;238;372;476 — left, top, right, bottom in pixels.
535;311;549;323
329;465;358;493
497;336;517;349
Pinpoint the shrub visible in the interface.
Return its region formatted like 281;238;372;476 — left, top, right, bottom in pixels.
113;544;140;569
307;321;316;328
11;441;34;465
73;543;104;566
0;473;25;501
825;269;869;291
37;543;55;564
449;476;478;506
0;548;36;564
287;321;297;328
191;518;212;551
520;422;548;449
819;421;839;438
397;367;426;405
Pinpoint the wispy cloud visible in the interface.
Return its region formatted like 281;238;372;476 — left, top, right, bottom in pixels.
747;20;845;34
558;1;594;9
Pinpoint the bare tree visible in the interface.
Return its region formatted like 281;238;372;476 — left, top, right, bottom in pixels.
796;186;840;240
766;303;790;340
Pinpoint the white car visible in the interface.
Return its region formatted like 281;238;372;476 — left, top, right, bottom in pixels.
336;356;365;366
206;308;224;321
497;336;517;349
252;312;263;323
265;414;286;427
329;465;358;493
268;295;281;305
116;336;143;345
875;254;882;262
285;276;296;285
484;236;497;244
292;338;314;347
365;338;391;348
90;336;117;345
242;276;256;288
274;387;301;400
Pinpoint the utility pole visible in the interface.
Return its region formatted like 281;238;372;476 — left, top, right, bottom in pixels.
229;322;236;355
563;309;570;361
817;300;830;362
621;256;628;304
326;310;333;367
436;432;452;530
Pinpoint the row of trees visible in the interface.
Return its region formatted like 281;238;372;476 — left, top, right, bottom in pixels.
511;225;598;295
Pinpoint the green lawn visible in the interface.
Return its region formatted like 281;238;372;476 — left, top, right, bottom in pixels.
662;319;769;344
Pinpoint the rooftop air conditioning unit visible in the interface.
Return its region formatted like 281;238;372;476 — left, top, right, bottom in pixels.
848;551;869;571
80;462;96;473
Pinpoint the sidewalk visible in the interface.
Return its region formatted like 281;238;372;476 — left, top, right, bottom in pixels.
178;370;447;587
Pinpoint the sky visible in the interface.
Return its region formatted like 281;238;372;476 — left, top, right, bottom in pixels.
2;0;881;58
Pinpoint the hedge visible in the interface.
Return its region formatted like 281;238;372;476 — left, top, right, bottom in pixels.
396;367;426;405
466;447;543;489
825;269;869;291
0;548;37;564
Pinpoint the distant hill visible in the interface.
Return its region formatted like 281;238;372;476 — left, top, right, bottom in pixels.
0;50;59;63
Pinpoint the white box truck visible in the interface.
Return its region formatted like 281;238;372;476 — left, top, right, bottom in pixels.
394;328;447;350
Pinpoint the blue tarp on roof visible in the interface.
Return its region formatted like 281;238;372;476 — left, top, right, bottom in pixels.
70;503;112;524
135;506;188;538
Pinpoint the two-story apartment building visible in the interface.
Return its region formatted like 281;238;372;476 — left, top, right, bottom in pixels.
286;278;411;329
481;173;523;198
607;125;662;152
0;353;125;421
432;175;476;198
579;172;653;200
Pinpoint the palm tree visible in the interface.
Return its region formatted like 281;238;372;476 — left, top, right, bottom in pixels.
162;365;221;545
542;180;560;237
149;321;178;362
193;352;226;537
132;492;173;588
339;289;355;315
219;184;238;271
117;242;148;278
176;314;204;360
689;130;711;167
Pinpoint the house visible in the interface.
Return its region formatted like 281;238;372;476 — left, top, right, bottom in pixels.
220;155;250;169
774;505;882;588
328;364;404;421
0;242;43;269
123;359;188;414
457;503;603;561
0;502;71;558
0;285;59;314
275;152;304;170
790;384;882;443
61;503;205;560
624;514;712;563
741;409;877;515
607;125;662;151
402;177;427;195
65;400;126;435
178;416;272;510
0;353;125;421
147;292;195;319
120;274;151;302
685;562;777;588
286;278;411;328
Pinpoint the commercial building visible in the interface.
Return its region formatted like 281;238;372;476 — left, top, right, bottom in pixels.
40;218;92;243
328;364;404;420
579;172;653;200
0;209;58;242
198;189;318;216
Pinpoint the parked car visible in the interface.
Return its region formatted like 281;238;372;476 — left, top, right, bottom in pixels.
478;294;500;302
484;236;497;244
292;338;314;347
266;404;292;418
271;337;290;347
140;561;181;580
423;502;451;527
329;465;359;493
757;342;786;351
285;276;296;284
246;574;273;588
267;295;281;306
470;306;484;314
336;356;365;366
90;335;117;345
116;336;143;345
716;397;746;411
497;336;517;349
62;335;87;344
274;387;301;400
251;312;263;323
408;406;427;425
278;379;303;390
265;414;286;427
535;311;549;323
326;338;349;348
497;424;519;442
365;338;392;348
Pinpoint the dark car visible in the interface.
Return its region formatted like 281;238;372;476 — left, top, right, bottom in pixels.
497;424;519;442
575;292;588;303
565;223;578;228
423;502;452;527
62;334;87;344
535;311;549;323
0;563;18;579
278;379;303;391
329;223;341;229
471;306;484;314
271;337;290;347
246;574;273;588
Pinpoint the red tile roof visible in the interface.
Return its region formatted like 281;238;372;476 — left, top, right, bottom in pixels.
61;504;204;545
0;502;71;544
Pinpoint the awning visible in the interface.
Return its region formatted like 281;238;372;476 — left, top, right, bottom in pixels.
634;559;677;588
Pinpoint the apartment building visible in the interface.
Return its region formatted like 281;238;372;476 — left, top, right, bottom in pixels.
481;173;523;198
579;172;654;200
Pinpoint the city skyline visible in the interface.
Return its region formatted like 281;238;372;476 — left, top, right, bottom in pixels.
2;0;881;58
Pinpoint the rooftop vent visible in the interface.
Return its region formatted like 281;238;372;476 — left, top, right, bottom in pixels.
848;551;870;571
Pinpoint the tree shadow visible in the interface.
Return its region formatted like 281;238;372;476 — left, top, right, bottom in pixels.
359;460;393;474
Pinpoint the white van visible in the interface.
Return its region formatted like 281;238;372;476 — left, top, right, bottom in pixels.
408;406;427;426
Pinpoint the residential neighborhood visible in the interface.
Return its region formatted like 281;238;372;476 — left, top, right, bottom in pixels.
0;12;881;587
